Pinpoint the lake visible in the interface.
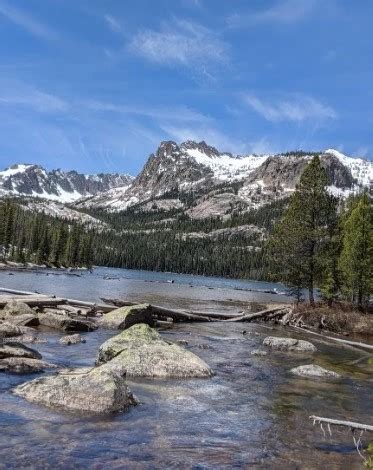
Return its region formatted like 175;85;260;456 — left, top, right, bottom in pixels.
0;267;371;468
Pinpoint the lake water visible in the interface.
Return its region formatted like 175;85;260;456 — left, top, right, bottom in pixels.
0;267;372;469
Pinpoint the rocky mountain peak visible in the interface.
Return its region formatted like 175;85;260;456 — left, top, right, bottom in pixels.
180;140;223;158
0;164;134;202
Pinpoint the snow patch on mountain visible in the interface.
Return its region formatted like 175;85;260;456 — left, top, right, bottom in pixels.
324;149;373;186
184;147;268;181
0;163;134;202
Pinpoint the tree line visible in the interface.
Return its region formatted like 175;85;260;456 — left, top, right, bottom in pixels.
267;156;372;309
0;199;93;268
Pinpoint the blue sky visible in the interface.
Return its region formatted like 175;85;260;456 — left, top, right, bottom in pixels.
0;0;372;175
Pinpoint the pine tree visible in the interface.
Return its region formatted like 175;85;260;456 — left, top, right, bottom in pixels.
267;156;337;305
339;193;372;308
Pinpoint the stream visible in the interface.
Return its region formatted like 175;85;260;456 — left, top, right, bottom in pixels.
0;267;372;468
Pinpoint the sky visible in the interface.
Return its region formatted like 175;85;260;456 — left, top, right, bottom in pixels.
0;0;372;175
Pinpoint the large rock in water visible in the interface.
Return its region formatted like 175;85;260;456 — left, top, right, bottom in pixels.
13;366;138;414
97;324;213;378
38;311;97;332
2;300;35;318
263;336;317;353
0;357;57;374
290;364;340;378
100;304;154;330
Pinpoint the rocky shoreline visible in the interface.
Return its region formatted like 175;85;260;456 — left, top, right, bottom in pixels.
1;295;356;417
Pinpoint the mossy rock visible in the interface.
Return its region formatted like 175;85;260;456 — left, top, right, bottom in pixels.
98;323;213;379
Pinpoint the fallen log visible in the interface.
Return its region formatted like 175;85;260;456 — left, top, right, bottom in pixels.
223;307;290;322
290;325;373;352
0;287;46;296
0;296;66;308
0;287;114;313
310;415;373;432
100;298;235;320
149;305;214;322
65;299;113;313
100;297;138;307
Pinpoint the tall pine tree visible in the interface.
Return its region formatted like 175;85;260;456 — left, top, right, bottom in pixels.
267;156;337;305
339;192;372;308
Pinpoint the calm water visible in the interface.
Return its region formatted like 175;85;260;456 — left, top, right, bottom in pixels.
0;268;372;469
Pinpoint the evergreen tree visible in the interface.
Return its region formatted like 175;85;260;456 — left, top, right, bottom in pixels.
267;156;337;305
339;193;372;308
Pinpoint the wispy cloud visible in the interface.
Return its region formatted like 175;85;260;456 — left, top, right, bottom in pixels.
104;14;122;33
84;100;211;123
0;1;57;40
0;81;68;113
130;19;227;68
243;93;337;122
228;0;318;28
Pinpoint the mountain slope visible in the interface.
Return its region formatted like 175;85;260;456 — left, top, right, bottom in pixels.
76;141;372;215
0;164;134;202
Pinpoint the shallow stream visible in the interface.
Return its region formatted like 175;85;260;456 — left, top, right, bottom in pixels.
0;268;371;468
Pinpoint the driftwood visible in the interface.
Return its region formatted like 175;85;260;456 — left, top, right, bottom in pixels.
310;415;373;463
100;298;235;320
0;296;66;308
100;297;138;307
149;305;214;322
291;325;373;352
223;307;289;322
310;416;373;432
0;287;114;313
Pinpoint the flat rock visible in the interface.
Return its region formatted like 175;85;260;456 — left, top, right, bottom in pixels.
290;364;340;378
0;342;42;360
13;366;137;414
59;334;85;345
100;304;154;330
5;314;39;327
2;300;35;317
263;336;317;353
0;357;57;374
38;312;97;332
97;323;213;378
3;335;47;344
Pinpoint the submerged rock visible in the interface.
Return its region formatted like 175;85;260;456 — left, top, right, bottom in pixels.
263;336;317;353
13;366;137;414
2;300;35;318
100;304;154;330
290;364;340;378
59;333;85;345
251;349;268;356
38;311;97;332
98;324;213;378
0;342;42;360
0;357;57;374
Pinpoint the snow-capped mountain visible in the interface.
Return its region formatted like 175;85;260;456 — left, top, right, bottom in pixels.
2;142;372;220
75;141;372;214
0;163;134;202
